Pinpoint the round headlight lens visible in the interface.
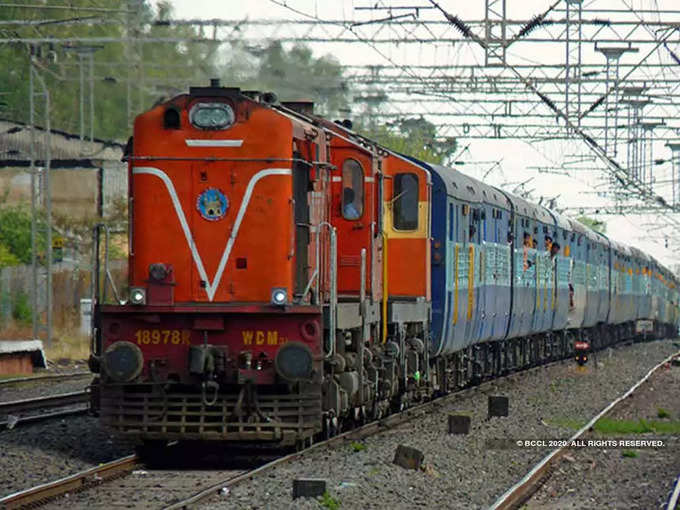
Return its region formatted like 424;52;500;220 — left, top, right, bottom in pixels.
102;341;144;383
275;342;313;381
189;102;235;130
149;263;168;281
272;290;286;305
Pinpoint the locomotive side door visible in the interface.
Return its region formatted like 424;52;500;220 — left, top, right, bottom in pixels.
330;147;375;297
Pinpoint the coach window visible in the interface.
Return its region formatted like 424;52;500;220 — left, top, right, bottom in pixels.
393;173;419;230
341;159;364;220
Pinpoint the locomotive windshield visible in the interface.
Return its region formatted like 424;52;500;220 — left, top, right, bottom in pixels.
393;172;419;230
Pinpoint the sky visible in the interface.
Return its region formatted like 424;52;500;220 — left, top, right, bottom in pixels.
162;0;680;268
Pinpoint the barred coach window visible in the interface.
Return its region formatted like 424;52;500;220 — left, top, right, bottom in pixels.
394;173;419;230
341;159;364;220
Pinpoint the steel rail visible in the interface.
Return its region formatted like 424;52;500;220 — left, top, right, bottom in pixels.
0;372;91;386
667;474;680;510
0;339;657;509
0;454;139;510
0;407;89;429
162;354;579;510
0;390;89;416
489;350;680;510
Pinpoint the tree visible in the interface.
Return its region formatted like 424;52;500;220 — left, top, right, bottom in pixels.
0;1;219;140
358;117;457;165
221;41;350;118
0;205;46;264
577;215;607;234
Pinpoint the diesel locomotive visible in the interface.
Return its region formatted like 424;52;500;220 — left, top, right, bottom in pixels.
89;80;680;448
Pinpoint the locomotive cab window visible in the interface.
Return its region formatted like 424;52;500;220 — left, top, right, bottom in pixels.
393;173;419;231
341;159;364;220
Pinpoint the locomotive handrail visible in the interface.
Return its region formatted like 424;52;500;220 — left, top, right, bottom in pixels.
315;221;337;359
92;223;122;306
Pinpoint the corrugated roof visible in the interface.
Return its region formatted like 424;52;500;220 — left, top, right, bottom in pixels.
0;119;124;163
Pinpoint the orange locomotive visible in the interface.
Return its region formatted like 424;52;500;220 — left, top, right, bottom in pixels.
90;81;431;447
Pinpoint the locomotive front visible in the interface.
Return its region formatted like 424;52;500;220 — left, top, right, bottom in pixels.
90;82;328;445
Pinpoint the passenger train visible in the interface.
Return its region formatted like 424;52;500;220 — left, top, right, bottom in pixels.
89;81;679;447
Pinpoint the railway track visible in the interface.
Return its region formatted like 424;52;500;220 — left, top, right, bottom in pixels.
489;350;680;510
0;354;568;510
668;474;680;510
0;372;91;387
1;341;671;509
0;390;90;429
0;455;139;510
163;355;575;510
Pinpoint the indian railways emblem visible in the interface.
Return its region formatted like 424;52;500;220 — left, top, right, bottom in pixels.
197;188;228;221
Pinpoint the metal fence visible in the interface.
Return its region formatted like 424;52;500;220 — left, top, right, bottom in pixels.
0;260;127;334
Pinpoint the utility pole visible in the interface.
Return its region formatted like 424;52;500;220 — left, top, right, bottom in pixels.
595;43;638;158
484;0;506;66
666;142;680;208
65;45;101;141
28;45;53;347
565;0;583;129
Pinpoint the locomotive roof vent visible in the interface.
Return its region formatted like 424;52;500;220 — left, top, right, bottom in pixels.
189;78;240;97
281;100;314;115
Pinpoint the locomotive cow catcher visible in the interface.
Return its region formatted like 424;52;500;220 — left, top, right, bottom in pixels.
89;80;680;450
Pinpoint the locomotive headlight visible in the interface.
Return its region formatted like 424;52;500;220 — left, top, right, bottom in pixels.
130;287;146;305
271;287;287;306
189;102;235;130
102;341;144;383
149;263;168;282
275;342;313;381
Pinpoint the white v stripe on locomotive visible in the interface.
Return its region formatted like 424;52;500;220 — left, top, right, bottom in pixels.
185;139;243;147
132;166;292;301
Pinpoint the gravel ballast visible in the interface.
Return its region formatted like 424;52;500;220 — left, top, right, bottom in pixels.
0;374;92;405
201;339;680;510
526;356;680;510
0;415;134;497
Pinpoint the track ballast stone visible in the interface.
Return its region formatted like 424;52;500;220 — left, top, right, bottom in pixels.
0;415;134;497
526;355;680;510
200;339;679;510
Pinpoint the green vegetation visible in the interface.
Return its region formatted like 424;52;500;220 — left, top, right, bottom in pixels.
12;292;32;324
358;117;457;165
544;417;586;430
227;41;350;117
576;215;606;234
0;1;219;140
0;244;20;268
2;3;455;156
320;491;340;510
350;441;366;452
657;408;671;419
594;418;680;435
621;449;638;458
0;206;46;265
